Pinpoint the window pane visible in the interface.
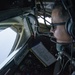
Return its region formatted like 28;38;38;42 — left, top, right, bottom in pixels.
38;16;51;25
0;27;17;64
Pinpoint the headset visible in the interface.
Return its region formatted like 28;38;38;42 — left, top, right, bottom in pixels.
65;18;74;38
61;0;75;39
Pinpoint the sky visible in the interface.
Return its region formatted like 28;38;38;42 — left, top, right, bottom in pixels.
0;27;17;65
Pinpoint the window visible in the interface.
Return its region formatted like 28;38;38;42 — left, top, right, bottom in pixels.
0;27;17;69
38;16;51;25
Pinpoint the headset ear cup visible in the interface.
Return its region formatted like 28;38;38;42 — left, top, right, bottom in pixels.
65;19;69;34
65;18;72;36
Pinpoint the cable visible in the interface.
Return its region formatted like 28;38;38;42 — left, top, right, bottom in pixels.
63;59;70;71
57;59;70;75
38;15;51;25
27;13;53;38
50;37;66;44
69;43;74;74
61;0;73;18
57;58;64;75
39;0;46;25
37;32;54;38
61;0;75;38
39;0;51;32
